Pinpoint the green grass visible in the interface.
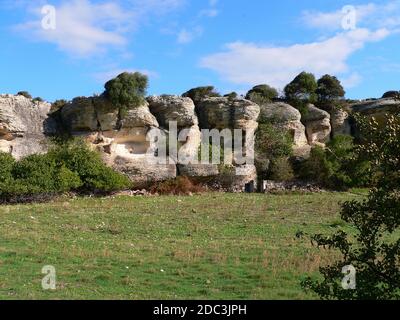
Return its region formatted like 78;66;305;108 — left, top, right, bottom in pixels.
0;192;364;300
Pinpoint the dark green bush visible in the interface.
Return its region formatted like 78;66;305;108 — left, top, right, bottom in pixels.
255;123;293;179
182;86;220;104
0;140;131;202
268;157;295;182
17;91;32;99
246;84;278;105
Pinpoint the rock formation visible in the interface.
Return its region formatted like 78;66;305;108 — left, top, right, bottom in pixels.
1;91;397;192
302;104;332;146
0;94;51;159
258;102;310;157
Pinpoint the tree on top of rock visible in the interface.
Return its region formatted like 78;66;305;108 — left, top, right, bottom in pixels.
182;86;220;104
284;72;317;103
382;91;400;99
316;74;345;102
104;72;148;115
246;84;278;105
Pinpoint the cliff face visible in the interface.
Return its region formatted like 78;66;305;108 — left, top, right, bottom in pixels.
0;93;397;190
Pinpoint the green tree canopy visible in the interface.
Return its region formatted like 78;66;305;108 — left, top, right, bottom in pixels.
245;84;278;105
284;72;317;102
104;72;148;108
316;74;345;102
182;86;220;103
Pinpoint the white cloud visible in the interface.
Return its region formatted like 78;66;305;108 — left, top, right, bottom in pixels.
341;72;363;88
200;28;390;90
302;1;400;31
15;0;185;57
177;27;203;44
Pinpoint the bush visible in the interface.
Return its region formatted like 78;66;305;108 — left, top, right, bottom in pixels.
255;123;293;179
299;146;333;186
382;90;400;99
182;86;220;104
51;99;68;112
316;74;345;103
246;84;278;105
149;176;204;195
224;92;238;100
0;140;131;202
268;157;294;182
33;97;44;103
104;72;148;119
17;91;32;99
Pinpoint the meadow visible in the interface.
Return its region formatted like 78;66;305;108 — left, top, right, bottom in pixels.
0;191;366;300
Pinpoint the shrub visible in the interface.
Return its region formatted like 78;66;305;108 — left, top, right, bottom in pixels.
246;84;278;105
149;176;204;195
224;92;238;100
0;153;15;182
268;157;295;182
382;90;400;99
33;97;44;103
17;91;32;99
47;140;131;192
104;72;148;119
182;86;220;104
299;146;333;186
255;123;293;179
51;99;68;112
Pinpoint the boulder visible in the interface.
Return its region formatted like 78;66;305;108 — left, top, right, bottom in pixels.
120;102;159;129
0;94;51;159
330;108;351;136
196;97;260;130
259;102;309;156
351;98;400;122
302;104;331;146
61;97;98;132
147;95;198;128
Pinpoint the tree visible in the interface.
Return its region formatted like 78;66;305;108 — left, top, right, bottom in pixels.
382;91;400;99
17;91;32;99
245;84;278;105
284;72;317;103
224;92;238;100
316;74;345;102
182;86;220;104
302;114;400;299
104;72;148;117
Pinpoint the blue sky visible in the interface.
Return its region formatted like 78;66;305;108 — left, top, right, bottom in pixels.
0;0;399;102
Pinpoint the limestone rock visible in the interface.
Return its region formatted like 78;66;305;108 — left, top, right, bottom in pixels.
120;102;159;129
302;104;331;146
330;108;351;136
351;98;400;122
0;94;51;159
196;97;260;130
147;95;198;128
259;102;309;156
61;97;98;132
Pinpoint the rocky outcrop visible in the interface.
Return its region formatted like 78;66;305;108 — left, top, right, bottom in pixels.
302;104;331;146
259;102;310;157
330;108;351;137
0;94;51;159
196;97;260;130
147;95;198;128
351;98;399;122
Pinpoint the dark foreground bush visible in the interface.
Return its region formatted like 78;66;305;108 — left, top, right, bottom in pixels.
149;176;205;195
0;140;131;203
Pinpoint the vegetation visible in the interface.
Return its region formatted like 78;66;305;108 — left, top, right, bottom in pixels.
182;86;220;103
284;72;317;115
302;115;400;299
382;90;400;99
150;176;205;195
17;91;32;99
0;192;364;299
51;99;68;112
32;97;44;103
223;92;238;100
104;72;148;119
246;84;278;105
0;140;131;203
255;123;293;180
268;157;295;182
316;75;345;103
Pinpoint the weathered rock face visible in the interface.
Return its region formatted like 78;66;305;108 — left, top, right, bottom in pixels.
196;97;260;130
147;95;198;128
0;94;51;159
351;98;400;122
259;102;310;156
302;104;332;146
330;108;351;137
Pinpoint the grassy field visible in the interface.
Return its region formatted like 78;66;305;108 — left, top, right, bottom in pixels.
0;191;365;300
